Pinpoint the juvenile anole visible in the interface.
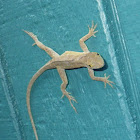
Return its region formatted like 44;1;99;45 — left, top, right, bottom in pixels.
23;21;113;140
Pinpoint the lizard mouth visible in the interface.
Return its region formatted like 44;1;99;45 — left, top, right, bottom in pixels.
94;59;108;71
92;60;105;69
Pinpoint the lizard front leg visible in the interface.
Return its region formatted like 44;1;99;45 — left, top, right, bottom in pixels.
79;21;98;52
88;68;114;88
57;67;77;113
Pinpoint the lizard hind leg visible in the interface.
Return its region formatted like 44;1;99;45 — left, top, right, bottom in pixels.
57;67;78;113
23;30;59;58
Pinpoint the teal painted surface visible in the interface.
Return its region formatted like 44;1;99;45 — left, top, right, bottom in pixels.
0;0;139;140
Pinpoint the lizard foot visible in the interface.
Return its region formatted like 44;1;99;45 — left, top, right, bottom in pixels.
68;95;78;113
88;21;98;37
103;73;114;88
61;91;71;99
61;92;77;113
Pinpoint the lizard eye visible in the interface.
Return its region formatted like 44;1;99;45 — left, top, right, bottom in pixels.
97;53;99;55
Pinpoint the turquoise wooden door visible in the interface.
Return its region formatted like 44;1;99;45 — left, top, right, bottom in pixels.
0;0;140;139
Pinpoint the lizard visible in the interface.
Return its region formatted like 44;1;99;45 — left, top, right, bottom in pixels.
23;21;114;140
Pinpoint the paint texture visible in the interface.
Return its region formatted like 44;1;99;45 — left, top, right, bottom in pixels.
0;0;140;139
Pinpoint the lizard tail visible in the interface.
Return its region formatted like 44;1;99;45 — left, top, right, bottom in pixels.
26;62;54;140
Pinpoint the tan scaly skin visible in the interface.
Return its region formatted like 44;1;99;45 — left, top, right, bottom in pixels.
23;21;114;140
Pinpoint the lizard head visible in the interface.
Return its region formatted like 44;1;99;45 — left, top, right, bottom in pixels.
82;52;105;69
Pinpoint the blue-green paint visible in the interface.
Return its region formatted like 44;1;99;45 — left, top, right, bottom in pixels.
0;0;140;140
